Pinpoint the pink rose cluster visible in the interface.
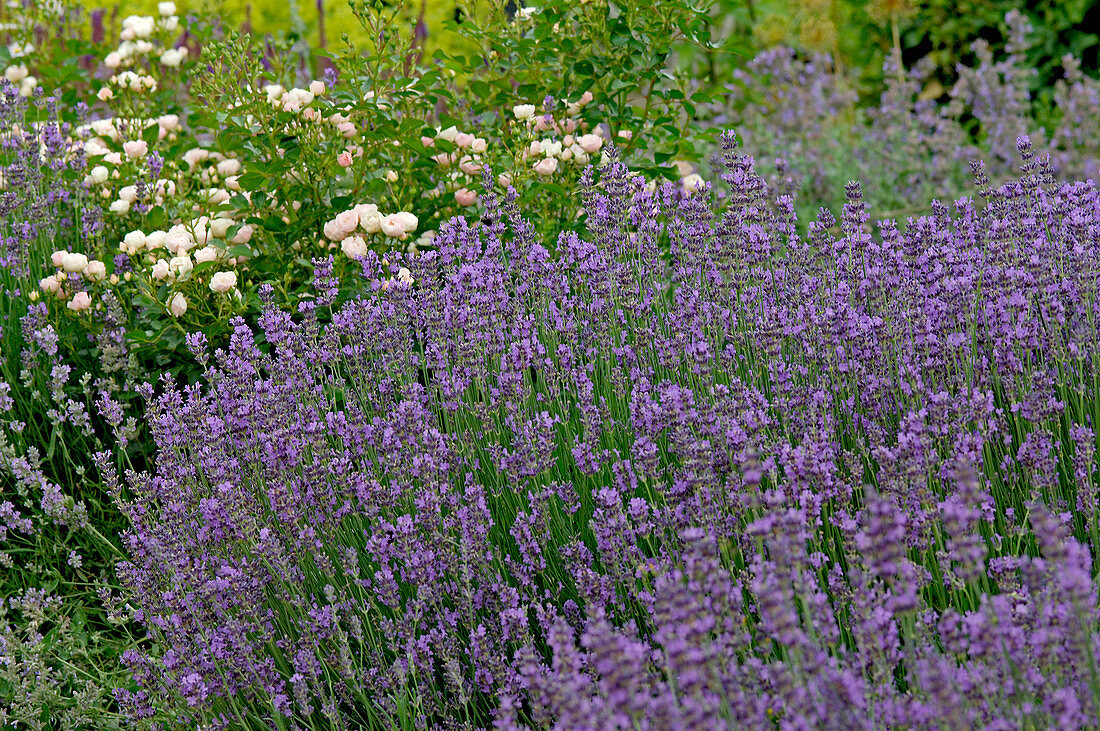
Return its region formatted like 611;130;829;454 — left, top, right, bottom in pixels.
40;250;113;311
323;204;419;258
512;93;608;178
422;126;489;207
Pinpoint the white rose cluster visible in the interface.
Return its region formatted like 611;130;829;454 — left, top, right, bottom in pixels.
103;10;183;71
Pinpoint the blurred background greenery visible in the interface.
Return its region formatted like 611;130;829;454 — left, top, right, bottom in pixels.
71;0;1098;96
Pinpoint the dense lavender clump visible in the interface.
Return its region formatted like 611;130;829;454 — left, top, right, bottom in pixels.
723;10;1100;221
112;138;1100;729
0;80;91;276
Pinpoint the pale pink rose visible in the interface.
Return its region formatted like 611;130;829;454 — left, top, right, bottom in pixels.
498;173;513;187
231;224;254;244
323;219;344;242
455;132;475;149
337;151;354;167
341;234;369;259
563;119;578;134
158;113;180;132
528;140;542;156
118;185;138;203
379;215;405;238
394;211;418;233
420;135;435;147
562;135;575;147
455;188;478;206
618;129;633;140
209;270;237;293
168;292;187;317
40;276;61;294
104;52;122;69
183;148;209;168
67;291;92;311
96;87;114;102
151;259;170;280
164;228;192;255
432;153;452;166
577;134;602;154
579;91;593;105
437;126;459;143
385;170;398;182
334;209;360;236
301;108;320;122
470;137;487;154
123;140;148;159
337;121;357;138
459;158;481;175
533;157;558;176
83;260;107;280
512;104;535;120
51;250;66;267
309;80;326;96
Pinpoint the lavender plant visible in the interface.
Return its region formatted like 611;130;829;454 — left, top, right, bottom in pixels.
718;10;1100;224
111;137;1100;728
1;80;142;729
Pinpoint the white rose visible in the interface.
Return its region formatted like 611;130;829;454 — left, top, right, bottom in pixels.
209;270;238;293
340;235;369;259
123;230;146;253
194;245;219;264
61;252;88;272
144;230;167;250
160;49;184;68
359;211;382;234
83;260;107;281
209;218;233;239
169;254;193;277
379;215;405;238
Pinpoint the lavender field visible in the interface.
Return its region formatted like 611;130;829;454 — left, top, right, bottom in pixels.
3;1;1100;729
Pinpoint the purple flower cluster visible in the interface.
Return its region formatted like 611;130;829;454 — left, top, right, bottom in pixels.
0;80;89;276
114;138;1100;728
